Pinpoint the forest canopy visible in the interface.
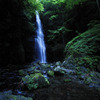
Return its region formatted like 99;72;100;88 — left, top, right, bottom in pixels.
24;0;87;13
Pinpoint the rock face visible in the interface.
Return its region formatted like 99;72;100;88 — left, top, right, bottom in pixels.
0;0;35;66
64;24;100;71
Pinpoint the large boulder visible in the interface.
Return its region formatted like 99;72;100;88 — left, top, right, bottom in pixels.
22;73;50;90
64;24;100;71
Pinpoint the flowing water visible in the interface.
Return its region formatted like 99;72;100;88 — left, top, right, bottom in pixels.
96;0;100;12
35;11;47;63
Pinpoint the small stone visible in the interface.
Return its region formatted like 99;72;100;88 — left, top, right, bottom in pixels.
54;66;65;75
55;61;61;66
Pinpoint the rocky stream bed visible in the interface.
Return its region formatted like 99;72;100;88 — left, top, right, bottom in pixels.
0;61;100;100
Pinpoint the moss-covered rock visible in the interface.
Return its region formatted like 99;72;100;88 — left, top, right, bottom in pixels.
47;71;54;77
54;66;65;75
65;24;100;71
22;73;50;90
55;61;61;66
0;90;33;100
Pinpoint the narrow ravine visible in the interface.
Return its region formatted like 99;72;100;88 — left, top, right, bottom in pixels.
0;0;100;100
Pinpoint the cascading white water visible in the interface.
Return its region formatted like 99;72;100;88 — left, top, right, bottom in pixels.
35;11;47;63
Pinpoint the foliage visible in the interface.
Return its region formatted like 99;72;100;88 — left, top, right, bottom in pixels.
24;0;44;12
84;77;92;84
48;26;72;41
87;20;100;29
65;0;87;9
23;0;44;19
41;0;87;9
43;11;54;16
65;24;100;70
64;79;72;82
49;15;58;20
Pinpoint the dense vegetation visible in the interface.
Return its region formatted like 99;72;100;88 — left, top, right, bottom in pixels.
41;0;100;62
0;0;100;67
0;0;100;100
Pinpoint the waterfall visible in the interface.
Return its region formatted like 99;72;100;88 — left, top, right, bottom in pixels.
35;11;47;63
96;0;100;12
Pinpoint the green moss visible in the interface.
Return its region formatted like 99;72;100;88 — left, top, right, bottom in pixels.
89;71;96;77
0;91;33;100
92;81;98;84
84;77;92;84
64;79;72;82
47;71;54;77
47;64;51;68
30;73;43;79
76;71;83;75
65;24;100;70
34;69;40;73
54;66;65;75
22;73;50;90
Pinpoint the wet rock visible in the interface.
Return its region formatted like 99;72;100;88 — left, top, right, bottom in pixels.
27;67;40;74
54;66;65;75
34;64;41;70
22;73;50;90
50;65;54;69
40;64;52;70
63;68;75;74
41;63;47;68
55;61;61;66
